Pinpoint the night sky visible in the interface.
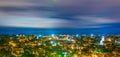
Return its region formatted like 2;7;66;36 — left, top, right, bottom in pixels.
0;0;120;34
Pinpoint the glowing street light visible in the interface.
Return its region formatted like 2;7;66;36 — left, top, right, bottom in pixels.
100;36;105;45
62;51;68;57
91;33;94;37
76;34;79;37
37;34;42;39
51;34;55;37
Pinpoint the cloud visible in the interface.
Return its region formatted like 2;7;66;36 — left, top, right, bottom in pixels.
0;16;69;28
76;16;120;24
0;6;57;18
0;0;120;17
0;0;120;29
0;0;34;7
0;0;50;7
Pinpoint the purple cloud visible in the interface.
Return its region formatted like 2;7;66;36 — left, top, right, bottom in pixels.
0;0;120;28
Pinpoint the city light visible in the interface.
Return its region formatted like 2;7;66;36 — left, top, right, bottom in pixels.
100;36;105;45
0;0;120;57
0;34;120;57
37;34;42;39
51;34;55;37
91;33;94;37
76;34;79;37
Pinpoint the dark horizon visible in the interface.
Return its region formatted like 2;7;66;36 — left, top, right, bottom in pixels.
0;26;120;35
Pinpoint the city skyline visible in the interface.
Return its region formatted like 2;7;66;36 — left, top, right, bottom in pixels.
0;1;120;56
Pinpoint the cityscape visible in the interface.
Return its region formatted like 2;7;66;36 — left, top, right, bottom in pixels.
0;34;120;57
0;0;120;57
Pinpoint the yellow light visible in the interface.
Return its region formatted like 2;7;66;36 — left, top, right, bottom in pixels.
92;54;98;57
9;41;16;47
107;38;111;41
74;54;78;57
